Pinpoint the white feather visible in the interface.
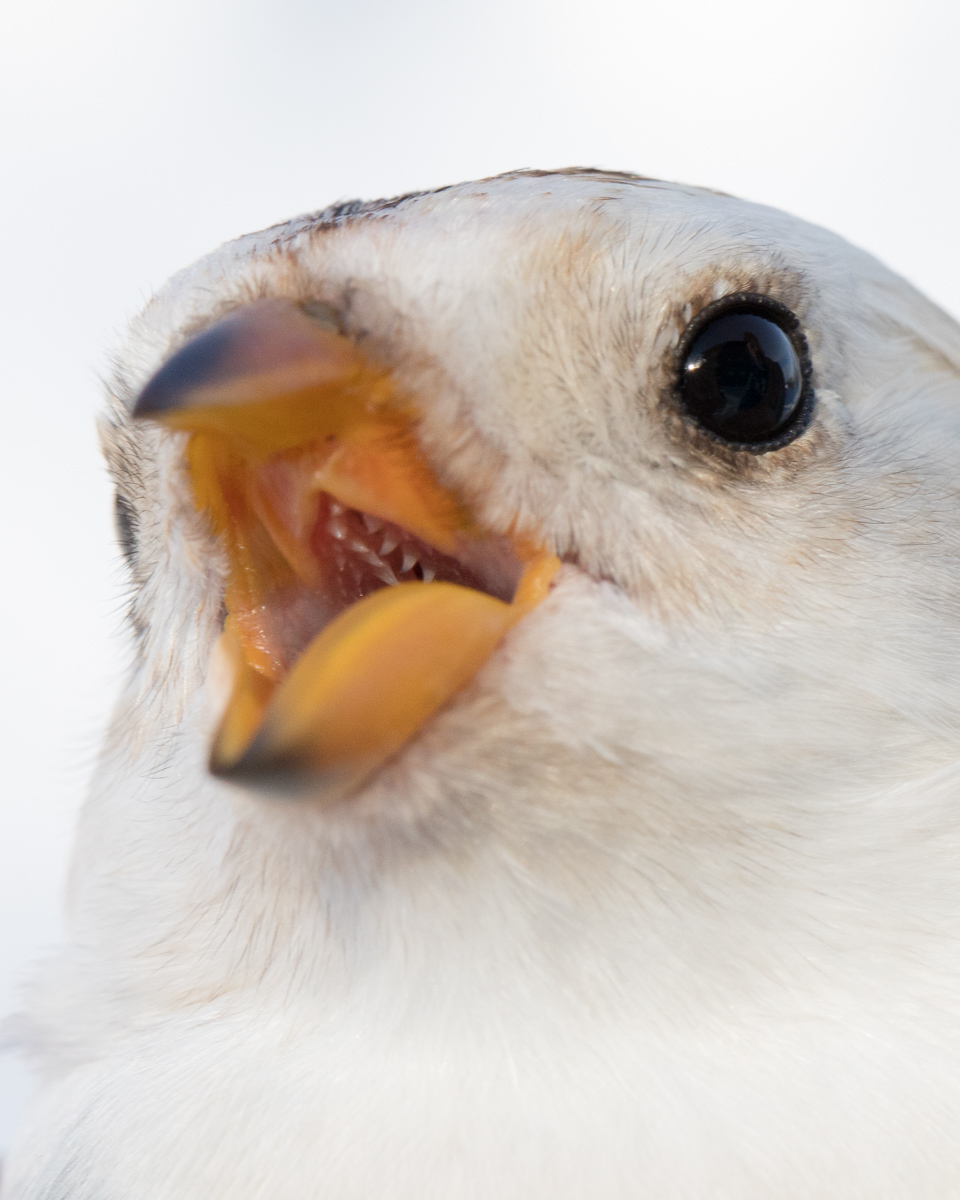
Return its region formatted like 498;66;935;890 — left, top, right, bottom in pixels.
7;170;960;1198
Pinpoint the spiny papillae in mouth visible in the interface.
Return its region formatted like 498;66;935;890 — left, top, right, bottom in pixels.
253;479;531;680
134;298;559;800
320;497;522;612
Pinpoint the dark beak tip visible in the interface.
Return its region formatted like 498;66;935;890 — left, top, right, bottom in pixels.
129;298;352;423
131;377;171;420
131;320;238;420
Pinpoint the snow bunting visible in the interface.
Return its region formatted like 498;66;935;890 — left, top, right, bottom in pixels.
7;169;960;1199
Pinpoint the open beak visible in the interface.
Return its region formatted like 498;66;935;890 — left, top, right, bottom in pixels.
134;299;560;800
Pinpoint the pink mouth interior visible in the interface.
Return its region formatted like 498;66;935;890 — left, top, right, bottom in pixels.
313;494;495;604
249;489;527;680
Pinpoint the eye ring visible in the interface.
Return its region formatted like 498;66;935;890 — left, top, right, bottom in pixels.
674;293;814;453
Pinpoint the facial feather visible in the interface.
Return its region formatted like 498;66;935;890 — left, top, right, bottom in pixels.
8;170;960;1199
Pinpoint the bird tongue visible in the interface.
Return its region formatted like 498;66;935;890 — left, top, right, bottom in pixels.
133;299;559;799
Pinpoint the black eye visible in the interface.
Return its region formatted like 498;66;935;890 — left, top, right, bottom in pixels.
677;295;811;449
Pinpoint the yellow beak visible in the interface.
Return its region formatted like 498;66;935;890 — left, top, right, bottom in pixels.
135;298;559;800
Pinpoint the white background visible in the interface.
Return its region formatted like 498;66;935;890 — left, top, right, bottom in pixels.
1;0;958;1157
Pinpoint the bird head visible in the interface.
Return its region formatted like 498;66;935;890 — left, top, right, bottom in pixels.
45;169;960;1191
107;168;960;815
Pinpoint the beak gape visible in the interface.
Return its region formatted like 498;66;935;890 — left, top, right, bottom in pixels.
134;299;560;801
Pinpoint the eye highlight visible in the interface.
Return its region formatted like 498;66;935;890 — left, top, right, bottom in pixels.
676;294;813;450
